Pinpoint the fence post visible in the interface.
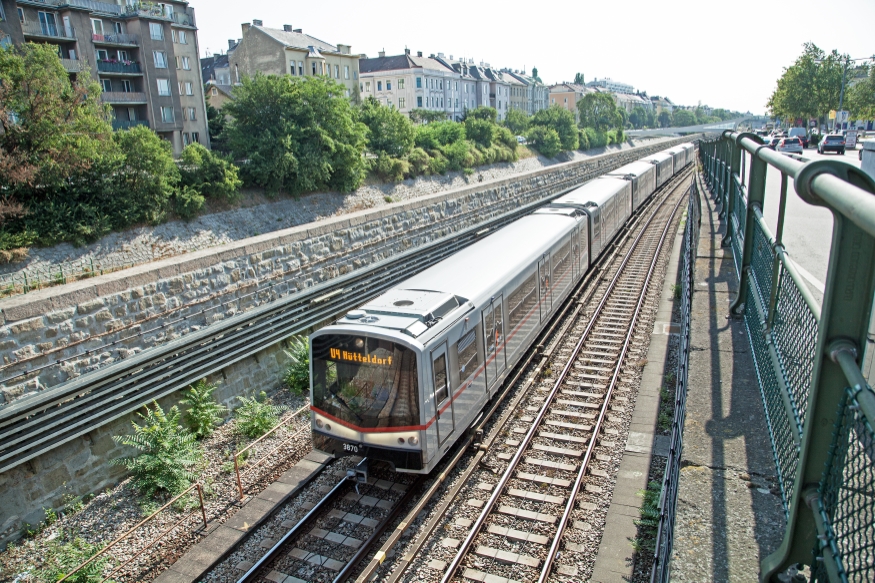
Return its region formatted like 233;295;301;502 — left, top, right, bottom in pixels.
720;132;740;248
729;133;766;316
761;159;875;580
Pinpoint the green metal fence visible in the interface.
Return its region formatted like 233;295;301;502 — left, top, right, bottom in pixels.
701;132;875;583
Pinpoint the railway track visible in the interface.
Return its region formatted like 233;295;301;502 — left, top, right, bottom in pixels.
218;167;692;583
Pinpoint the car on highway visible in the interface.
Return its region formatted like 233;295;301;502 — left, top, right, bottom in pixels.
788;127;809;148
818;134;846;155
763;136;782;149
776;137;803;155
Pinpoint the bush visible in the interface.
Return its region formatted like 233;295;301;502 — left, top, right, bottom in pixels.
504;109;530;135
179;143;242;203
283;336;310;396
235;391;286;438
407;147;431;175
173;186;205;221
37;536;110;583
583;127;608;149
111;402;202;498
358;97;415;157
427;150;449;174
466;106;498;123
493;126;518;152
531;106;578;151
578;129;591;151
371;153;411;182
415;121;465;149
527;126;562;158
465;118;495;148
180;379;227;439
441;140;474;171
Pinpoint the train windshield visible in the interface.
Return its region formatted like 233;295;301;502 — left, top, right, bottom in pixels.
311;334;420;429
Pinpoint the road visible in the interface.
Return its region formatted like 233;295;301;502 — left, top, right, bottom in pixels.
754;147;864;305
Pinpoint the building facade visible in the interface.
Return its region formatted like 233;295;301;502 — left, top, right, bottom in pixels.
0;0;210;154
434;54;486;117
201;51;230;85
228;20;360;100
587;77;634;94
504;70;549;116
549;83;594;119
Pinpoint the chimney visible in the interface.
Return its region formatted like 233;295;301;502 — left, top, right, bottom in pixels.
404;48;410;55
241;23;250;35
283;24;293;32
437;52;445;58
378;50;385;58
337;44;351;55
449;55;453;60
417;51;422;57
252;19;263;26
293;28;302;33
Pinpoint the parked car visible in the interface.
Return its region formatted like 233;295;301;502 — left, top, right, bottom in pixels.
516;135;527;145
788;127;809;148
818;134;846;155
764;136;782;149
776;137;804;155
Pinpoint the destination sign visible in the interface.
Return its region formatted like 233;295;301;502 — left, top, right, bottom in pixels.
329;348;394;366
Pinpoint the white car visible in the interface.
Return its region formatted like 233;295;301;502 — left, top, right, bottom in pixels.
776;137;803;155
516;135;527;145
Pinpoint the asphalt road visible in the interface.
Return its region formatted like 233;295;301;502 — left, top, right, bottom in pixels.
754;147;864;306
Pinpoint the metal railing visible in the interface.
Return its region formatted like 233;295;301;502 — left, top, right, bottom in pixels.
60;57;82;73
701;131;875;582
20;21;76;40
112;119;150;131
97;61;142;74
92;32;139;45
102;91;147;103
651;168;702;583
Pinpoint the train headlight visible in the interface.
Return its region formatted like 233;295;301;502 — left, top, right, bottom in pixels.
398;437;405;444
355;338;365;349
315;419;323;428
408;435;419;446
324;424;331;431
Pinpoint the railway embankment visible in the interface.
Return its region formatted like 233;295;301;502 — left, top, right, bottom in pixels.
0;135;699;548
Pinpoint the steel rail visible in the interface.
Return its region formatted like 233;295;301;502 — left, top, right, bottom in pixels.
0;183;596;474
358;167;692;583
540;181;688;582
439;169;691;583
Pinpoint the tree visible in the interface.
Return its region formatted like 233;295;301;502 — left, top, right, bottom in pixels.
409;108;448;124
357;97;415;157
224;74;367;195
503;108;530;135
531;106;578;151
658;110;672;128
767;42;849;123
114;126;181;224
629;106;648;129
466;106;498;123
531;67;542;83
179;142;242;203
205;98;228;153
526;125;561;158
465;118;495;148
847;64;875;120
672;109;697;127
573;72;585;85
577;92;618;131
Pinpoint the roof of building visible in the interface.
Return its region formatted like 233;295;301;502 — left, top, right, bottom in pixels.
359;53;455;75
254;25;339;54
549;83;592;94
200;53;229;83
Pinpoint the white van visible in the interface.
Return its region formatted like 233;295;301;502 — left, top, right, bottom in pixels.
788;127;809;148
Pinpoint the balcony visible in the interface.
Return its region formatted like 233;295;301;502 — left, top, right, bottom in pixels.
97;61;142;75
92;32;140;46
102;91;147;104
171;11;195;27
60;57;82;73
112;119;150;131
66;0;123;14
21;21;76;41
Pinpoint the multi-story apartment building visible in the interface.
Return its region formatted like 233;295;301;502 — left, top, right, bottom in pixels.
0;0;209;154
201;51;230;85
433;54;487;116
504;70;549;115
503;72;526;114
549;82;594;120
587;77;634;94
227;20;360;100
359;50;465;120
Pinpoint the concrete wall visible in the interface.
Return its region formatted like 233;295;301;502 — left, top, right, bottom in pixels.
0;136;697;547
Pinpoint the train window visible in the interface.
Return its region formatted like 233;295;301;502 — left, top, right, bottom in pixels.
508;271;538;333
553;239;572;286
433;353;448;404
457;329;479;383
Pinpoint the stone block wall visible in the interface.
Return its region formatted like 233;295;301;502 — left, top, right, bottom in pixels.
0;137;698;547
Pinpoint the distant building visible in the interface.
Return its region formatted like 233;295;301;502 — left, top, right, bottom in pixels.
614;92;652;113
0;0;210;154
201;52;230;85
549;83;594;119
434;54;489;117
587;77;634;94
205;81;234;110
504;70;549;116
650;95;675;114
228;20;360;100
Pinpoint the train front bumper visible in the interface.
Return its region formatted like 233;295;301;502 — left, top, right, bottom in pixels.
312;430;424;472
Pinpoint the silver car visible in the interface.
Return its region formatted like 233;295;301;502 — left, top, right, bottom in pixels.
776;137;803;155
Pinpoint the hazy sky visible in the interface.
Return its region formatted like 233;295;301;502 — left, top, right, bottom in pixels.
194;0;875;115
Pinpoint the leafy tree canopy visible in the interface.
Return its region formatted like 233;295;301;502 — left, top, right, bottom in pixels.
658;110;672;128
466;106;498;123
847;64;875;120
503;108;530;135
357;96;415;157
629;106;648;129
409;108;448;124
531;105;578;151
767;42;850;121
573;72;585;85
672;109;697;127
577;92;620;132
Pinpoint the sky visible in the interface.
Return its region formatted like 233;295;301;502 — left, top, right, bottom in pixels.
194;0;875;116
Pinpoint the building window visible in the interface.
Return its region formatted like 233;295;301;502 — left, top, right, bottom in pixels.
177;81;183;95
182;56;190;70
114;22;123;34
161;106;174;122
149;22;163;41
96;49;109;61
100;79;112;92
416;77;421;88
377;81;382;91
311;62;317;75
455;81;458;91
182;133;190;146
290;62;296;75
344;65;349;79
192;132;199;143
172;29;178;43
298;62;303;75
188;107;196;120
353;71;357;80
455;98;458;108
185;81;193;95
17;8;24;23
399;97;405;108
153;51;167;68
398;78;404;89
417;96;422;107
122;79;133;92
212;87;218;96
365;81;371;92
334;64;339;78
179;30;187;44
157;78;171;96
91;19;104;35
182;107;187;121
175;56;181;69
386;81;391;90
117;50;129;61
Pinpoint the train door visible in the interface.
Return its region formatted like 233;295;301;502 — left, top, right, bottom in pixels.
482;296;506;392
571;227;581;279
430;342;454;446
538;254;552;320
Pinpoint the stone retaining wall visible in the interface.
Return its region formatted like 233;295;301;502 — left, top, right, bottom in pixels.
0;136;698;547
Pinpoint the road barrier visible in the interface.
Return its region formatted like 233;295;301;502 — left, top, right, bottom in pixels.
701;132;875;583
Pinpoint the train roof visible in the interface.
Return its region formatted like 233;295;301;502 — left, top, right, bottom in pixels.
641;151;673;163
331;212;580;340
552;176;629;207
605;161;655;178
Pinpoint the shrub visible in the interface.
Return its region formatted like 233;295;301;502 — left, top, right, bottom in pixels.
358;97;415;157
283;336;310;396
179;142;242;203
235;391;286;438
427;150;449;174
371;153;411;182
526;126;562;158
531;106;578;151
441;140;474;171
407;147;431;175
615;128;626;143
466;106;498;123
464;118;494;148
113;126;181;225
111;402;202;497
415;121;464;149
180;379;227;439
493;126;518;152
583;127;608;149
578;129;591;151
37;536;110;583
503;109;530;135
173;186;205;220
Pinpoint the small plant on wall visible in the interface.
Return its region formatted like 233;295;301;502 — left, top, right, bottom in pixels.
283;336;310;396
180;378;227;439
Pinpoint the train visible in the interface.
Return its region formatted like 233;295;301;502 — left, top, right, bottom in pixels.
309;142;695;474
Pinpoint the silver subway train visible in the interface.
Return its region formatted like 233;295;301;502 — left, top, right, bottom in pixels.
309;143;695;474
